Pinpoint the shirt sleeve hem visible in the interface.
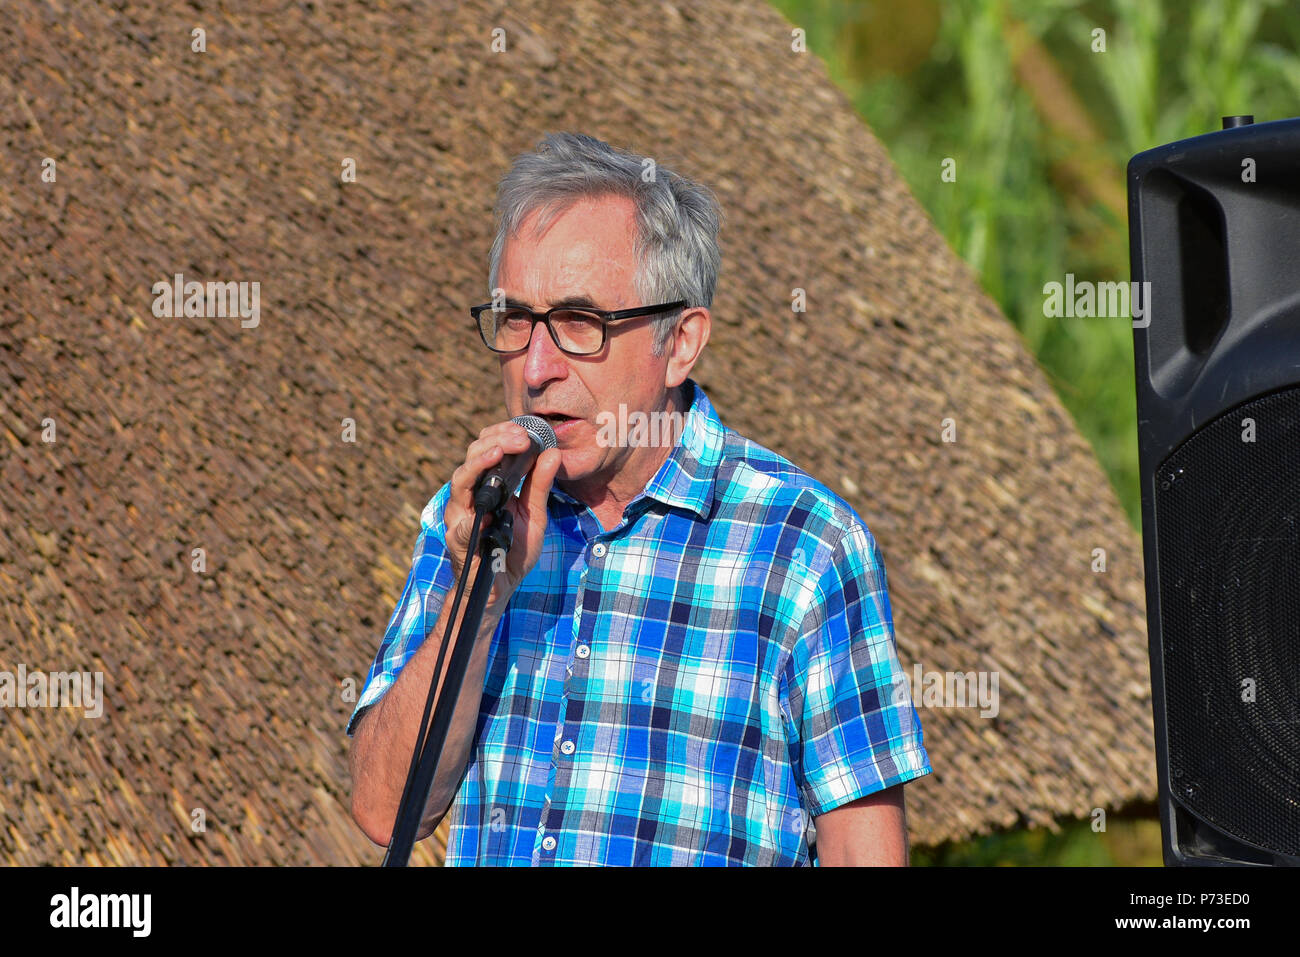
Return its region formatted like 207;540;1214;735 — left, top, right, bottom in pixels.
804;745;933;818
345;675;395;737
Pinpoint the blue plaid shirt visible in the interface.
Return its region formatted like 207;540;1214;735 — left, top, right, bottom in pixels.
349;379;930;865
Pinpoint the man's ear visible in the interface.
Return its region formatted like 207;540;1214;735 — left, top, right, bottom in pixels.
665;306;711;389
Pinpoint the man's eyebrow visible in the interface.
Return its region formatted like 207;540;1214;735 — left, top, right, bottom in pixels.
504;294;603;310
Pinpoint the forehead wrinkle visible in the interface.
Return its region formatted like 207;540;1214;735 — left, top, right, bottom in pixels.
502;198;639;310
512;254;635;309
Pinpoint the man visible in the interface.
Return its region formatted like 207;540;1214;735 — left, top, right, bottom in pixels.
348;131;931;865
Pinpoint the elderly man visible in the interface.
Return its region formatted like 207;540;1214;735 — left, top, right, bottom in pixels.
348;132;930;866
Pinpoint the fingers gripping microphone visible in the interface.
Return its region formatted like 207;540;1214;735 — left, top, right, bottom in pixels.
473;415;557;513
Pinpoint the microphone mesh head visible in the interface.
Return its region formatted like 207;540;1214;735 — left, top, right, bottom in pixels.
511;414;558;450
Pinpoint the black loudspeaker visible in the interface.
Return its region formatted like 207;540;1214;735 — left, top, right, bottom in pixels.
1130;115;1300;866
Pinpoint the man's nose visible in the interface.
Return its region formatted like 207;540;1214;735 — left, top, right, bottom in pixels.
522;318;568;389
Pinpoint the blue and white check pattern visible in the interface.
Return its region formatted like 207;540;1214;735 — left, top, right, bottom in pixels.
349;378;930;865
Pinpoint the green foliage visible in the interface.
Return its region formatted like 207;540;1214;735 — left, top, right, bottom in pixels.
770;0;1300;529
769;0;1300;866
911;814;1163;866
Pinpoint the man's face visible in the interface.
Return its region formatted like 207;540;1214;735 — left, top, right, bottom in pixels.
496;193;673;491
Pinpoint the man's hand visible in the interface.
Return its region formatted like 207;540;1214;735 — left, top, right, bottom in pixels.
445;420;563;610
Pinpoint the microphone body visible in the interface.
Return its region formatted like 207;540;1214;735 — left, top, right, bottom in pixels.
472;415;557;513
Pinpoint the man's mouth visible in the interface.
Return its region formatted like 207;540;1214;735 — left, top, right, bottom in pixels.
530;412;583;440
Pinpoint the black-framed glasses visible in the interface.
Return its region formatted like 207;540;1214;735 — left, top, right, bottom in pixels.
470;299;688;356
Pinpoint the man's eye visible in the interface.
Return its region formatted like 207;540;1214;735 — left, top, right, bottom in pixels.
552;310;599;324
502;311;532;326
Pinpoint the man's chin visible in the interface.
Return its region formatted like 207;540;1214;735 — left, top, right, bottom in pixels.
553;451;599;486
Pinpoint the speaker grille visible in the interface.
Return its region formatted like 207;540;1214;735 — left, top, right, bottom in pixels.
1156;388;1300;857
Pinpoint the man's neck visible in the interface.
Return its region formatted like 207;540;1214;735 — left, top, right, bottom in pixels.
561;383;688;532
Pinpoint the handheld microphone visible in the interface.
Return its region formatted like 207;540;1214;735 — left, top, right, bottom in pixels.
473;414;557;513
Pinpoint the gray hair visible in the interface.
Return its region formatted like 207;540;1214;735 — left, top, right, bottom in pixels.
487;132;723;356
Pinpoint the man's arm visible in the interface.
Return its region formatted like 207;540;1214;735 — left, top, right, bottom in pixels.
782;520;931;866
349;588;503;846
347;423;562;848
813;782;909;866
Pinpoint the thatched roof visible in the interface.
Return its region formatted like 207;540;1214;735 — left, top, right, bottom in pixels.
0;0;1153;865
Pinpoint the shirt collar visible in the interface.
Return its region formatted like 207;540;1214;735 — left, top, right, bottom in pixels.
549;378;724;522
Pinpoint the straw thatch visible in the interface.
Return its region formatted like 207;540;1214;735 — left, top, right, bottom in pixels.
0;0;1153;865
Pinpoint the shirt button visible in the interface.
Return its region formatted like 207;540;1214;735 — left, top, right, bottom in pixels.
576;644;590;659
560;740;575;755
592;542;607;558
542;835;557;851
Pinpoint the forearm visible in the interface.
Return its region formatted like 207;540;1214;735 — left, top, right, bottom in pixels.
349;587;502;846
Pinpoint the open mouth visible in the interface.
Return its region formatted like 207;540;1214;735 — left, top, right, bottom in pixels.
531;412;583;440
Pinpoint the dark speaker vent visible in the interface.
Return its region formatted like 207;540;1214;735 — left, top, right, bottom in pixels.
1172;179;1230;354
1155;388;1300;857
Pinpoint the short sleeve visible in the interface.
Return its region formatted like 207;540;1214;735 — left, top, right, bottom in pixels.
779;523;931;816
346;482;458;737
